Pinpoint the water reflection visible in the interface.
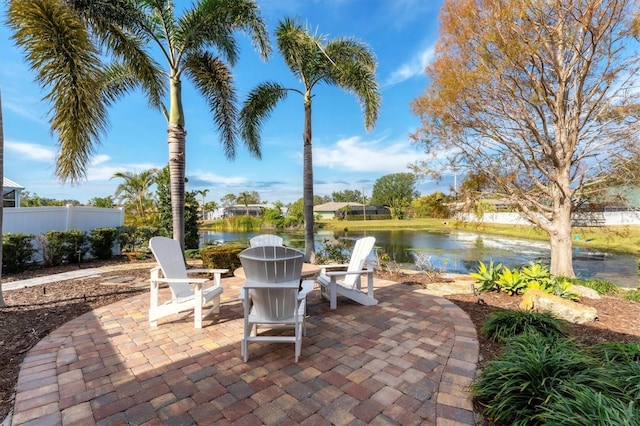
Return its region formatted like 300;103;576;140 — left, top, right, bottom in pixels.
201;229;639;288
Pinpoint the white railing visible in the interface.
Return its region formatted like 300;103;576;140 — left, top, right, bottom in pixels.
3;205;125;235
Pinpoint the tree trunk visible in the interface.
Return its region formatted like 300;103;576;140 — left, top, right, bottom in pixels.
168;77;186;251
549;174;575;277
0;92;5;307
303;93;315;262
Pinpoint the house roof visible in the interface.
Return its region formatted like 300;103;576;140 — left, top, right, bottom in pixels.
313;202;364;212
3;177;24;190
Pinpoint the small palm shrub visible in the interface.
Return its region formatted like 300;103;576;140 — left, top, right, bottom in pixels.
472;333;599;425
496;267;527;295
481;310;568;343
469;260;502;292
550;277;580;301
520;261;551;284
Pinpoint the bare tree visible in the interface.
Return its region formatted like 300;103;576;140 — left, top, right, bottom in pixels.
411;0;640;276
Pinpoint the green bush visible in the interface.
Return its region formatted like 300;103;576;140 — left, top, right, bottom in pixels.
2;233;35;273
481;310;568;343
42;230;89;266
315;239;350;264
496;267;527;295
200;244;245;276
470;260;503;292
90;227;118;259
472;333;599;425
117;225;163;253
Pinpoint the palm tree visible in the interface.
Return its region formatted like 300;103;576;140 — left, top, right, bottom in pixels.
112;169;159;225
240;17;381;261
236;191;254;215
7;0;270;251
195;189;209;220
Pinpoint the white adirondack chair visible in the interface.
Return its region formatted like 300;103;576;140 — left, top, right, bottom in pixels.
317;236;377;309
148;236;228;329
239;246;310;362
250;234;284;247
249;233;314;302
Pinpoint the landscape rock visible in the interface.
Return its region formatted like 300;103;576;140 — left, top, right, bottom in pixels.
520;289;598;324
571;285;601;300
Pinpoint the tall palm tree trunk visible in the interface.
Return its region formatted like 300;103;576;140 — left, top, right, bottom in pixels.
168;77;186;250
303;96;315;262
168;125;186;250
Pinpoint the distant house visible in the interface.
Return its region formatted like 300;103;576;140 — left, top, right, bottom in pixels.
3;177;24;208
313;202;389;219
221;204;286;218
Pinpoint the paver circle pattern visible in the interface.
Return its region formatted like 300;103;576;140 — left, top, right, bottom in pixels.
11;278;480;425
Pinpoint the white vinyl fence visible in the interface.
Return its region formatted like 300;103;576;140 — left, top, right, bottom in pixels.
3;206;125;263
3;205;125;234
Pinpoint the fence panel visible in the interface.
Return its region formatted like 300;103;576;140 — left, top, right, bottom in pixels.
3;205;125;234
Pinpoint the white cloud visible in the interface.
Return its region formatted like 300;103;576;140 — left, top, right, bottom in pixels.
314;136;421;173
190;170;248;185
6;140;56;162
86;161;162;181
385;46;434;86
90;154;111;166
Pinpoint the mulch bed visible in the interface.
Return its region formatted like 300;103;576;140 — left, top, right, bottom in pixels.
1;260;639;422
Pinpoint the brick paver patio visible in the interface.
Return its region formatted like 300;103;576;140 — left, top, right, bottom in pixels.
10;276;481;425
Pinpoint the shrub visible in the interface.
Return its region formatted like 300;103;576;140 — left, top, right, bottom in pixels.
481;310;568;343
90;227;118;259
496;267;527;295
470;260;502;292
472;333;598;425
315;239;350;264
42;230;88;266
520;261;551;284
200;244;245;276
2;233;35;273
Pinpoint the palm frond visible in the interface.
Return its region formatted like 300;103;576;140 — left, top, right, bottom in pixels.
330;61;381;130
65;1;167;115
239;82;290;157
178;0;270;65
323;40;381;130
184;51;239;159
8;0;109;182
276;17;319;79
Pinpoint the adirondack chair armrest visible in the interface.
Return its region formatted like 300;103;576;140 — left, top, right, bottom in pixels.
320;263;348;270
323;269;373;277
187;268;229;274
152;277;209;284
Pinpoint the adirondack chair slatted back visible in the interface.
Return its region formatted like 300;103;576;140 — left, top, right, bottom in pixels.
149;236;191;299
343;237;376;288
240;246;304;321
250;234;284;247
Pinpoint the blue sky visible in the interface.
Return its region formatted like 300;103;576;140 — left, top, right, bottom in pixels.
1;0;454;205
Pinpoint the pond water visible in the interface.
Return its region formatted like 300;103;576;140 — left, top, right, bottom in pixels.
201;229;639;288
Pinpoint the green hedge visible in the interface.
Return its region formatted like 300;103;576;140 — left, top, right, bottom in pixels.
200;244;245;277
2;233;36;273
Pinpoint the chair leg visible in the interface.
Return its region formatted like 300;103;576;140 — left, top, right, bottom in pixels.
329;278;338;310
